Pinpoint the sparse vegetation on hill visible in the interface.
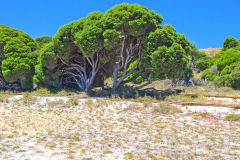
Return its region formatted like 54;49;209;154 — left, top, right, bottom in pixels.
199;37;240;89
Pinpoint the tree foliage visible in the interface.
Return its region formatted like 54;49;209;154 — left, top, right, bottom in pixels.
223;37;239;51
217;61;240;89
151;43;188;79
0;25;37;89
35;36;52;49
101;3;165;90
215;49;240;72
35;11;107;90
200;37;240;89
195;53;212;72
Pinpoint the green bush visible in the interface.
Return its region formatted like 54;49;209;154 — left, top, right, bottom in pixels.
151;43;188;80
153;103;182;114
215;49;240;72
225;114;240;121
35;36;52;49
195;56;211;71
67;97;79;106
223;37;239;51
201;67;217;81
218;61;240;89
200;38;240;87
201;69;210;79
0;25;38;89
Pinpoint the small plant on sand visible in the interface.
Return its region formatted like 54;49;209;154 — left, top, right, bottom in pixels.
95;99;108;107
33;88;52;95
45;98;66;107
138;96;154;107
22;92;37;105
0;95;9;103
225;114;240;121
32;88;79;96
153;103;182;114
67;97;79;106
85;99;95;108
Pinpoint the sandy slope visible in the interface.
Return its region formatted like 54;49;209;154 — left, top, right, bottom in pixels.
200;48;221;57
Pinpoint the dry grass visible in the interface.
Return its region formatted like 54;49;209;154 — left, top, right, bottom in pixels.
29;88;88;97
153;102;183;114
0;94;10;103
166;94;240;109
225;114;240;121
166;86;240;107
174;86;240;99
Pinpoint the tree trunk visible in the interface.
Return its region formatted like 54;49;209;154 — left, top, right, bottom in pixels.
135;74;151;90
59;53;101;91
111;38;142;92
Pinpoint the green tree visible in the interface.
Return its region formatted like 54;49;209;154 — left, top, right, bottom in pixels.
215;49;240;71
200;45;240;84
103;3;163;91
151;43;188;80
223;37;239;51
217;61;240;89
195;56;211;71
130;24;194;87
0;25;37;89
36;12;106;90
35;36;52;49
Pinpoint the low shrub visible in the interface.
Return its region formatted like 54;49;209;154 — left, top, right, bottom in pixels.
88;89;111;97
32;88;78;96
153;103;182;114
201;67;217;81
85;99;95;108
0;95;9;103
22;92;37;105
33;88;52;95
67;97;79;106
137;96;155;107
195;56;211;72
225;114;240;121
89;86;138;99
217;61;240;89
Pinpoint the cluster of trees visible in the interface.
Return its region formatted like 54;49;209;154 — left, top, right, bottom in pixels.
0;3;198;91
198;37;240;89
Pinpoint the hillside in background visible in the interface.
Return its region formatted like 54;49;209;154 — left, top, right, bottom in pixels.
200;48;221;57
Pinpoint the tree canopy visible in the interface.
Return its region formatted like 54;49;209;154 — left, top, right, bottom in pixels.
35;36;52;49
223;37;239;51
0;25;37;89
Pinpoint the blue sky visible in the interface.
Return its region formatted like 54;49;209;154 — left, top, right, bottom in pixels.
0;0;239;49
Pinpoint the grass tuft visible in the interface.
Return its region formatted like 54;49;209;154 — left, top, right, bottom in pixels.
67;97;79;106
225;114;240;121
153;103;182;114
